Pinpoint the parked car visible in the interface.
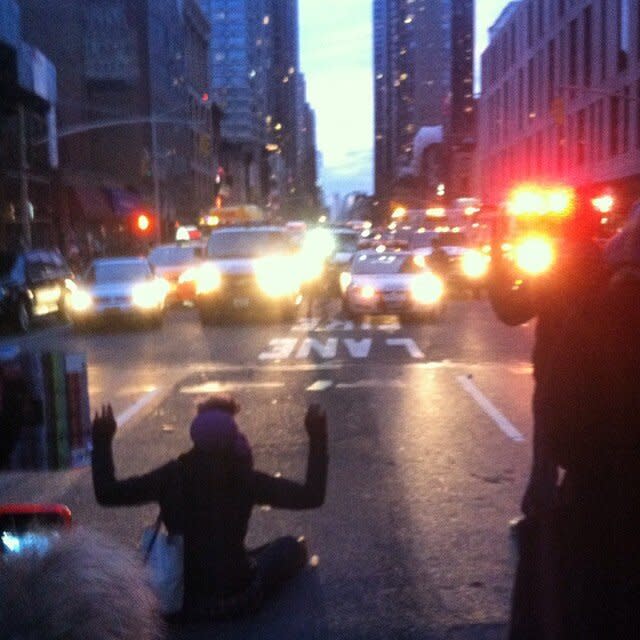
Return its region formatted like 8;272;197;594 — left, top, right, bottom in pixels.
68;257;167;330
0;248;75;333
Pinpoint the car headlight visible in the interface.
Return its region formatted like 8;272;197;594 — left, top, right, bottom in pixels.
339;271;352;294
195;263;222;295
298;252;325;283
69;289;93;313
356;284;377;300
132;281;165;310
461;250;490;279
515;237;555;275
411;273;444;305
255;256;300;297
179;266;200;284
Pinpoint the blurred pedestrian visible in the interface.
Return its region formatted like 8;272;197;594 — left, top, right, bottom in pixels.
543;203;640;637
0;528;160;640
488;198;607;522
91;394;328;622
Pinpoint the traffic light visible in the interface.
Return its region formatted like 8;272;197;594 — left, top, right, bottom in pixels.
130;211;156;237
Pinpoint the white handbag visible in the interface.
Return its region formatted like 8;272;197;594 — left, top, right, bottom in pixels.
141;515;184;615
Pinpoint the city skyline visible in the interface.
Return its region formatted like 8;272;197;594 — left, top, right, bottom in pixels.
300;0;509;201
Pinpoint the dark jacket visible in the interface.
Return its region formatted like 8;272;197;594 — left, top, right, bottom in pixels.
92;432;328;598
488;240;607;458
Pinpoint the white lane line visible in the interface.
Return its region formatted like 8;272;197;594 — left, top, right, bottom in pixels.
306;380;334;391
116;388;162;429
336;379;406;389
456;375;526;443
180;381;285;394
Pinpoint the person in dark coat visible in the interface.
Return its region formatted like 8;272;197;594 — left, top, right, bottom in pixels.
546;204;640;637
91;394;328;621
488;204;608;520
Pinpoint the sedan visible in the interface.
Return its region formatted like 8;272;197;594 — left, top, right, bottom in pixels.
341;250;445;323
68;257;168;329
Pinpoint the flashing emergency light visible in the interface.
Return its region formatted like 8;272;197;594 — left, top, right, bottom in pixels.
391;207;407;219
591;194;615;214
426;207;446;218
507;185;575;217
515;237;555;275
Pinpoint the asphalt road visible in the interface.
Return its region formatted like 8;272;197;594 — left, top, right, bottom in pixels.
0;298;536;639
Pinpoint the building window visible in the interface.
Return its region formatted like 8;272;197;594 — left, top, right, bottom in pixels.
557;124;565;174
548;40;556;110
577;109;586;166
527;2;533;48
637;81;640;148
569;19;577;96
589;103;596;164
528;57;535;120
597;99;604;161
617;0;630;71
584;6;592;88
601;0;608;80
536;131;543;175
538;0;544;37
610;95;620;156
560;28;566;87
623;85;630;152
516;68;523;131
504;81;510;140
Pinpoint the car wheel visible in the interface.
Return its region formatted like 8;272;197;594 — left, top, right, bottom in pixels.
15;300;30;333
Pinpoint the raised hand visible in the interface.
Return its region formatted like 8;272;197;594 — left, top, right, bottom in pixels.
92;404;117;441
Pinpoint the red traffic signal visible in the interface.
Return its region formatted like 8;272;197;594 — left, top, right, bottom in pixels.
130;211;156;236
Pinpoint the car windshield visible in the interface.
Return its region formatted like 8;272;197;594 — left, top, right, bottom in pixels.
434;233;469;247
207;231;293;258
0;252;17;277
148;246;198;267
351;254;420;275
88;261;151;283
333;233;359;253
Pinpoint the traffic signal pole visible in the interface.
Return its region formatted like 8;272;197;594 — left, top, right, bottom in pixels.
151;116;161;221
18;104;32;250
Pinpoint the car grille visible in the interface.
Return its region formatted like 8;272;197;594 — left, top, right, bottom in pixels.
223;274;258;294
97;295;130;305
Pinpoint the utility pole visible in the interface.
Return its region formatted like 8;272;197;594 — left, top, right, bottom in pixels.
17;104;31;250
151;116;161;220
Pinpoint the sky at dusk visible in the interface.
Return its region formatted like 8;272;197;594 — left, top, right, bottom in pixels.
299;0;510;202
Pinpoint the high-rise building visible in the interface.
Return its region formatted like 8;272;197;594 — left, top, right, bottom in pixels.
449;0;475;196
479;0;640;208
374;0;452;197
18;0;217;233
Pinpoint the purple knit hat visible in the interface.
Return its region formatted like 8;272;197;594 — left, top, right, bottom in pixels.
189;409;252;463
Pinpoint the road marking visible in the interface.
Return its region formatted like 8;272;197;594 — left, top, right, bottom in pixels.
259;338;298;361
296;337;339;359
336;379;406;389
116;388;162;429
456;375;525;443
344;338;372;358
180;381;285;394
306;380;334;391
386;338;425;359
